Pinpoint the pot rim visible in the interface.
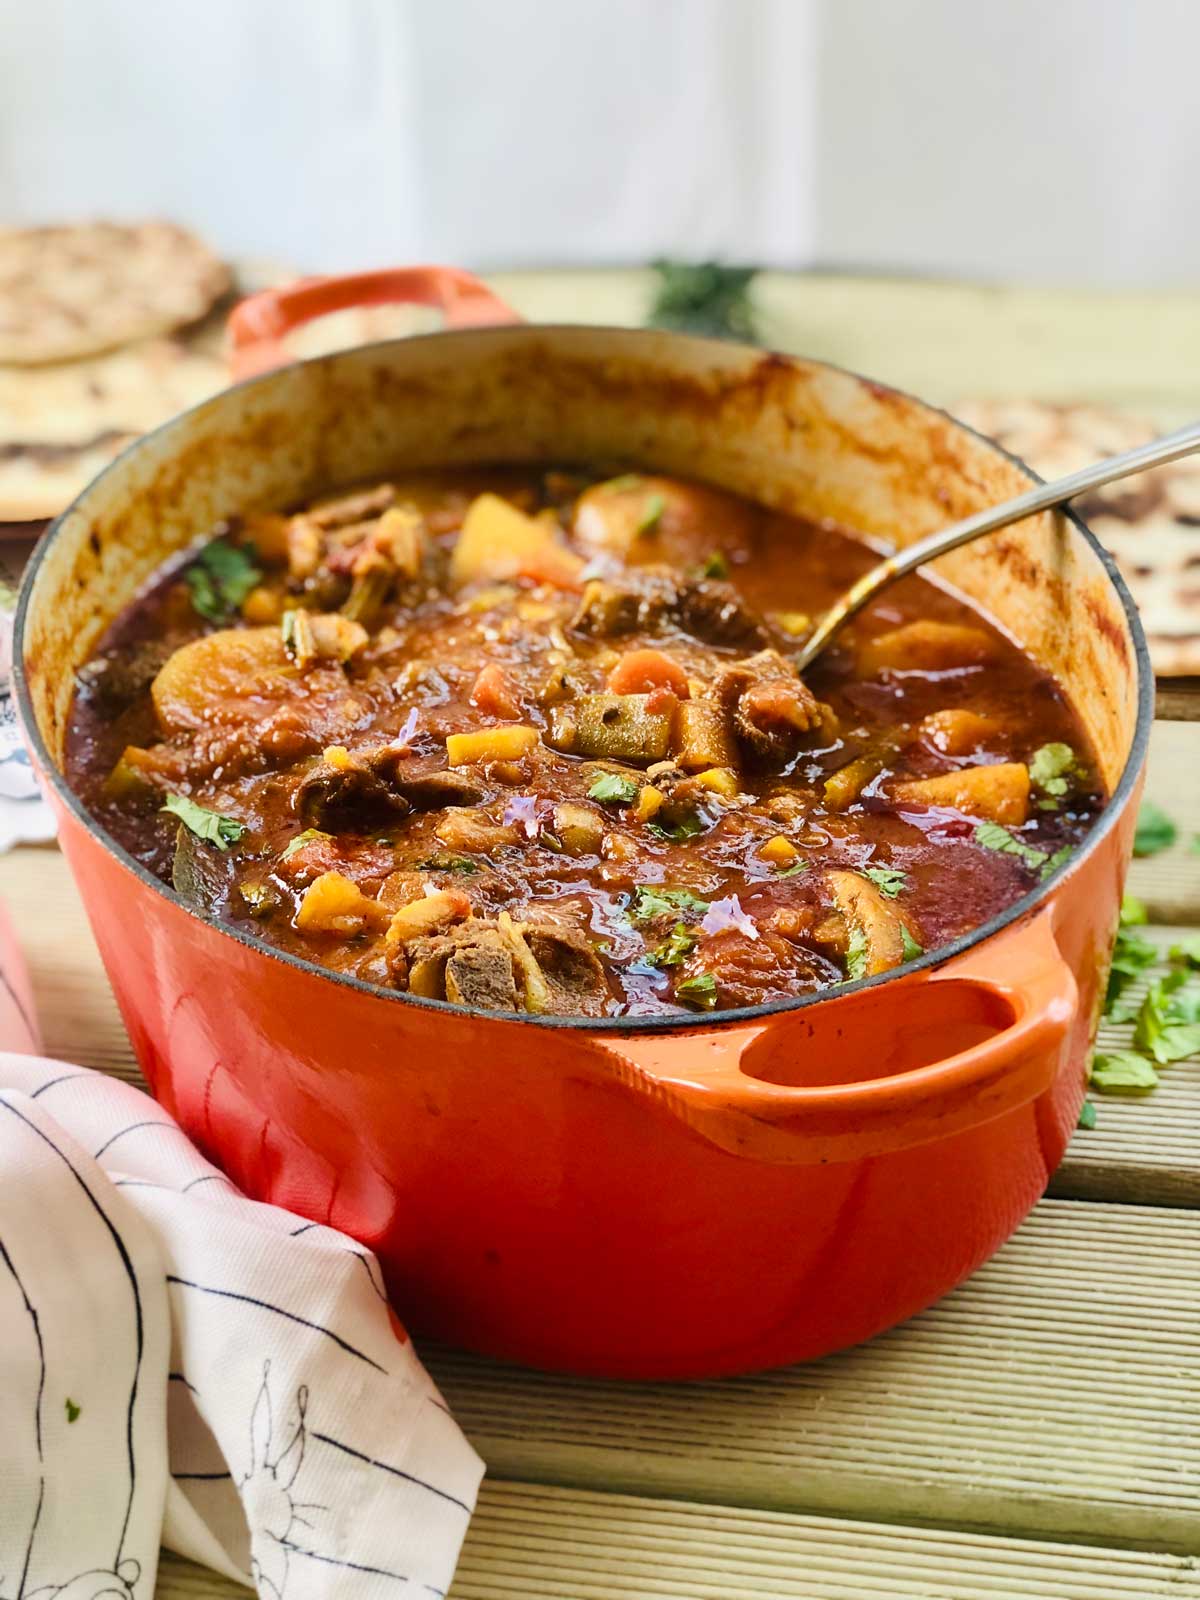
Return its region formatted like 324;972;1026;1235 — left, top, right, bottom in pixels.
13;324;1155;1036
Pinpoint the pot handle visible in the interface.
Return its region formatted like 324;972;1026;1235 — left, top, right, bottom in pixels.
590;908;1077;1165
227;266;522;380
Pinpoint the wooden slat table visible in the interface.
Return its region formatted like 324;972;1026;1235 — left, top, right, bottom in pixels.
4;272;1199;1598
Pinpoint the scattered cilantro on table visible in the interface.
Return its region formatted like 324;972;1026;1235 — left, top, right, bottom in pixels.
647;260;758;341
1133;802;1176;857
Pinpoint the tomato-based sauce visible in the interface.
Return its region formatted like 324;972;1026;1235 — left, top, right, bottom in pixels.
65;466;1102;1017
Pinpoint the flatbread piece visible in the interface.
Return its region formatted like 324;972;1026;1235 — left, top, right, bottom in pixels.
955;398;1200;676
0;221;231;365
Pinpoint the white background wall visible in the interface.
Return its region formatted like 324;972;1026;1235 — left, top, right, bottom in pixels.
1;0;1198;286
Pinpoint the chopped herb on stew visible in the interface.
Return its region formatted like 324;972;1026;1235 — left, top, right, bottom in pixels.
635;493;666;537
1134;802;1176;857
699;550;729;579
162;795;245;849
845;926;870;981
185;538;261;623
649;923;699;967
630;886;711;922
418;856;482;874
900;925;924;963
1028;742;1078;802
647;812;707;843
861;864;906;899
589;773;640;805
281;828;332;861
676;971;718;1009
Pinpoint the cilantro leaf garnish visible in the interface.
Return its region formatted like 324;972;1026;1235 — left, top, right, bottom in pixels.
185;538;261;623
974;820;1047;869
630;885;711;922
648;923;699;968
973;822;1072;881
636;493;666;537
1028;742;1078;803
676;971;718;1009
647;812;707;842
862;864;906;899
699;550;729;579
281;828;332;861
417;855;482;874
900;924;924;963
845;925;870;981
162;794;245;849
1134;801;1176;858
1090;1050;1159;1092
589;773;639;806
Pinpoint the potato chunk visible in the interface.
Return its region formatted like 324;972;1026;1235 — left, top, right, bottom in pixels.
450;494;583;590
446;725;540;766
151;627;291;733
918;708;1004;756
295;871;391;936
858;620;995;676
892;762;1030;825
825;868;905;976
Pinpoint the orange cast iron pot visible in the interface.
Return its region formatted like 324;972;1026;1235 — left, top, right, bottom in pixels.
15;267;1151;1379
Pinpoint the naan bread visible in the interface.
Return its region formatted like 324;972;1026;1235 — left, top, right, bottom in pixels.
0;221;231;365
0;336;225;521
955;399;1200;676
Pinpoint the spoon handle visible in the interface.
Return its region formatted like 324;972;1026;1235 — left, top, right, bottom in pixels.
794;416;1200;672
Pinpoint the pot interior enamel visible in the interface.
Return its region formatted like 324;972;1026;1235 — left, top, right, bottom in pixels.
17;327;1150;1378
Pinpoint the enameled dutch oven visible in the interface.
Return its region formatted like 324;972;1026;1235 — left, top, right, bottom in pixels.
15;267;1152;1380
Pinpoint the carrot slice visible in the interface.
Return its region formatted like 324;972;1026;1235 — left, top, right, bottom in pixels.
606;650;691;699
470;663;520;720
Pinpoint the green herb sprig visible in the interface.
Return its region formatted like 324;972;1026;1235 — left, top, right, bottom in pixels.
163;794;245;849
185;538;261;623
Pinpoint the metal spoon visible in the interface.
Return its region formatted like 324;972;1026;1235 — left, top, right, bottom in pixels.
793;417;1200;672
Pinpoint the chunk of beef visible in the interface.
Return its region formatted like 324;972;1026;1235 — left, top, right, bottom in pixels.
295;757;411;829
400;922;519;1010
77;640;173;720
715;650;835;767
520;923;611;1017
674;578;766;648
569;570;678;637
296;749;485;830
444;940;520;1011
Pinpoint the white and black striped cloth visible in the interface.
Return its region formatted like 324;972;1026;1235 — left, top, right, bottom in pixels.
0;910;483;1600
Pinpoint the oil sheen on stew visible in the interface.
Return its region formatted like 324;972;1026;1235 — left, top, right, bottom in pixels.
66;467;1103;1018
